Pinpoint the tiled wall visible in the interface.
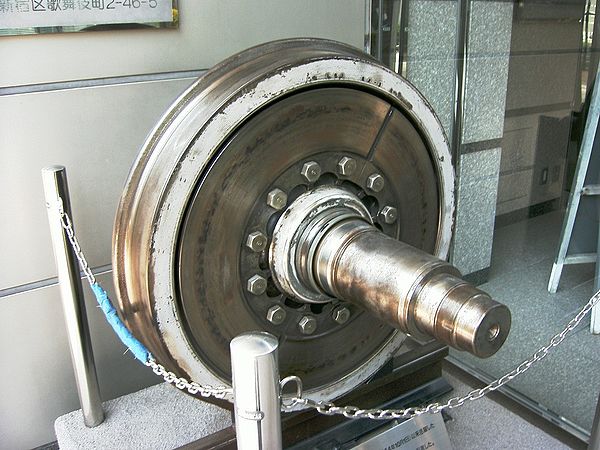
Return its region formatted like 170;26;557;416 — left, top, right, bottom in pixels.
461;1;513;145
405;0;513;279
453;149;502;276
0;2;365;447
406;0;459;142
451;1;512;278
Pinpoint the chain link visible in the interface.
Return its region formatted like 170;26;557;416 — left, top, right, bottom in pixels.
55;198;97;286
284;288;600;419
145;359;233;400
52;199;600;418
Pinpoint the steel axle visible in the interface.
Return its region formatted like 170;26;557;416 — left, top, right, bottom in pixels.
271;187;510;358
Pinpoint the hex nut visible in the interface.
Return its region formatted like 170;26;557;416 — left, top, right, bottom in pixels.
366;173;385;192
332;306;351;324
246;231;268;252
247;275;267;295
301;161;322;183
267;305;287;325
337;156;357;176
298;315;317;335
379;206;398;224
267;188;288;210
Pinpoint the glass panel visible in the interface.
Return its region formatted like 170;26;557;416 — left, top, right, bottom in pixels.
373;0;600;440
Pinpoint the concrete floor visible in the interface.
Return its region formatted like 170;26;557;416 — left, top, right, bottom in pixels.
450;210;599;441
443;363;586;449
54;367;587;450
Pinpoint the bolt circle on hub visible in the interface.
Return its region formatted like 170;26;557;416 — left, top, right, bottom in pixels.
241;153;401;343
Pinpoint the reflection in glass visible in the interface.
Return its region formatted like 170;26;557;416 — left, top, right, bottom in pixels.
371;0;600;441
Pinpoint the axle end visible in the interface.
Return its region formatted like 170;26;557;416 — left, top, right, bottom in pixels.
414;273;511;358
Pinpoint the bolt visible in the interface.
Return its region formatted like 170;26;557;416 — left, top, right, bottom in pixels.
267;188;288;210
246;231;268;252
332;306;351;324
267;305;287;325
379;206;398;224
337;156;357;176
366;173;385;192
301;161;321;183
298;315;317;335
247;274;267;295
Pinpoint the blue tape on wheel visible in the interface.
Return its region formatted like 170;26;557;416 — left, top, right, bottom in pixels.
90;282;152;364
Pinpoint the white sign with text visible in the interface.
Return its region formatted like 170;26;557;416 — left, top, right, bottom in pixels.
0;0;172;29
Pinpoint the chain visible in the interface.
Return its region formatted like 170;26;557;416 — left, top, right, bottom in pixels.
53;201;232;401
55;198;97;286
52;198;600;418
145;359;233;400
284;288;600;419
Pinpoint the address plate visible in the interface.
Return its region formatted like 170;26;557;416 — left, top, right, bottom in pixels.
0;0;177;36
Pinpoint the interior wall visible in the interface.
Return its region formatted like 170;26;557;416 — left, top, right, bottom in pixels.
0;2;365;448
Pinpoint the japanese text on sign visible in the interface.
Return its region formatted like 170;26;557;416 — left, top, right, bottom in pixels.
0;0;173;30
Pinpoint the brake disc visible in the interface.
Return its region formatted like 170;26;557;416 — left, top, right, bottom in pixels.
113;38;456;405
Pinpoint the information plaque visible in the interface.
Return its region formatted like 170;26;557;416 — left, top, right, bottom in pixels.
352;412;452;450
0;0;177;36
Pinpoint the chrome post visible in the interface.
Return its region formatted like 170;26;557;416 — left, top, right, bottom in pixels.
42;166;104;427
364;0;372;54
230;332;282;450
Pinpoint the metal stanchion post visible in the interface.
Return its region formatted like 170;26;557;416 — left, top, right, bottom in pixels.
590;392;600;450
42;166;104;427
230;332;282;450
